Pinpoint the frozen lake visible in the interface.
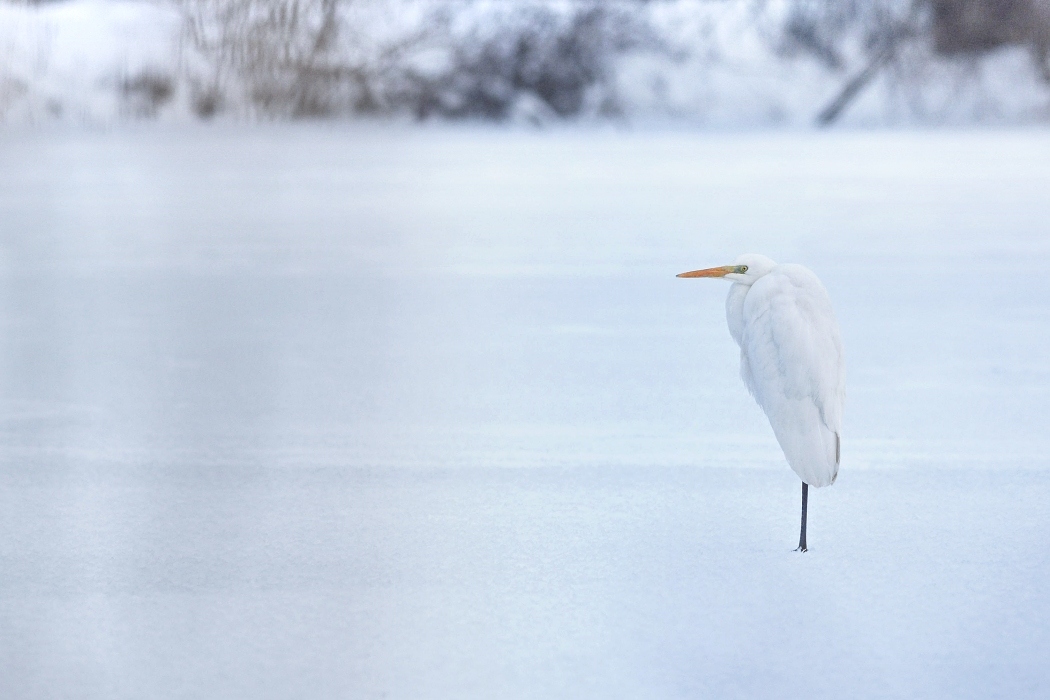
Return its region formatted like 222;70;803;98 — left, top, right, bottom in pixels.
2;126;1050;698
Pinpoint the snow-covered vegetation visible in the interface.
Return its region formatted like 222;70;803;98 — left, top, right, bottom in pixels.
2;0;1050;126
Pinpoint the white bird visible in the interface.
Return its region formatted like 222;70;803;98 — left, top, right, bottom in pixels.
678;254;844;551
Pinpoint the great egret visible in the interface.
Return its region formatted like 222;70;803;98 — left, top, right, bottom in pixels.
678;254;844;551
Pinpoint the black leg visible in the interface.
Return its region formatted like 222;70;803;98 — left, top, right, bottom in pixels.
795;482;808;552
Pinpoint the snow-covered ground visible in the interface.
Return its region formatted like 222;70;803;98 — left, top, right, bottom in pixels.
1;126;1050;698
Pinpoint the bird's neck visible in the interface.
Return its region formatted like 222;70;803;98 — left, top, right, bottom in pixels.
725;283;749;347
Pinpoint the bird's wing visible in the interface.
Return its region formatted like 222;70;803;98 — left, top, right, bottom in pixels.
740;265;844;486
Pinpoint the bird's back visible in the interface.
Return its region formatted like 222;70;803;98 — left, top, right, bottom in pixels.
732;264;844;487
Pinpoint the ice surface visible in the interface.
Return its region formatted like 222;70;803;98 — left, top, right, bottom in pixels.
1;127;1050;698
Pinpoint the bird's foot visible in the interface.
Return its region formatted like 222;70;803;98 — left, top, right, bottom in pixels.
794;545;808;553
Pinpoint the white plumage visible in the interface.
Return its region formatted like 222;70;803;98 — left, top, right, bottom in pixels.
678;254;845;549
727;255;845;487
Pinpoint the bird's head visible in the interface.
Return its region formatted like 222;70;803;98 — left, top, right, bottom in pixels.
677;254;776;286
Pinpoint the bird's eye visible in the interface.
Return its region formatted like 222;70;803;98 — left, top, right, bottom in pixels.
740;266;748;273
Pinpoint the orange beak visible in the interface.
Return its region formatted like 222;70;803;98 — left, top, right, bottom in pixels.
676;265;739;278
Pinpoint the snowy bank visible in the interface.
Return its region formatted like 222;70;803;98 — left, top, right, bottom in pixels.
2;0;1050;126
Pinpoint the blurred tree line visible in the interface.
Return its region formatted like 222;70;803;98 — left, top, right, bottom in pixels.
115;0;1050;123
776;0;1050;123
171;0;665;121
